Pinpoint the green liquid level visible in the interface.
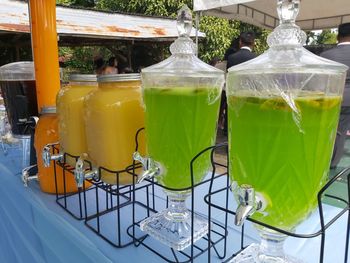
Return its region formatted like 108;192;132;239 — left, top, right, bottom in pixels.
228;93;341;230
144;87;220;190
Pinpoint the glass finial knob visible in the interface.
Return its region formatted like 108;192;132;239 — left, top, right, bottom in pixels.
267;0;306;47
277;0;300;24
177;5;192;37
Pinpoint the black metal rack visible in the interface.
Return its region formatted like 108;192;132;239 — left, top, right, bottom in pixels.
49;135;230;261
49;131;350;263
204;163;350;263
51;146;92;220
126;143;229;263
49;128;153;248
50;147;150;247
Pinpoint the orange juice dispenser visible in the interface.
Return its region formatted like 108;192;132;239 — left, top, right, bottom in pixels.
35;107;78;194
74;74;146;187
56;74;97;166
41;75;97;192
29;0;70;193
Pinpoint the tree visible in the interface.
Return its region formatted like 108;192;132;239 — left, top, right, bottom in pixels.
315;29;337;45
198;16;240;62
95;0;268;62
59;46;113;74
307;29;337;45
96;0;191;17
57;0;95;7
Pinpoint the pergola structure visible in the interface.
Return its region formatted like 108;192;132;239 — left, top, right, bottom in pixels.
0;0;204;52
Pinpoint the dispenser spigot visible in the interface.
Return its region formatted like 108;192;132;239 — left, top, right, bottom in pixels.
133;152;160;183
21;164;38;187
74;158;98;188
42;143;63;167
234;184;265;226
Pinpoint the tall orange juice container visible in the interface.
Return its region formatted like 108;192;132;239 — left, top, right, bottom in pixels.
83;74;146;185
34;107;78;193
56;74;97;166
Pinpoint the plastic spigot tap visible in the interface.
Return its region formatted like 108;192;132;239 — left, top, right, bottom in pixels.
133;152;160;183
21;164;38;187
74;158;85;188
42;146;52;167
234;184;265;226
42;143;63;167
74;158;98;188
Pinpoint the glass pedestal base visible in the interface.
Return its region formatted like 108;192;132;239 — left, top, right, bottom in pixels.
229;244;303;263
140;193;208;251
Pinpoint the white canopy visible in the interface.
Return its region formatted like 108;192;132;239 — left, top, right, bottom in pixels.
194;0;350;30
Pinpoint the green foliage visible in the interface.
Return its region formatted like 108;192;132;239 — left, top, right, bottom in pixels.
56;0;272;70
95;0;195;68
96;0;191;17
316;29;337;44
59;46;112;76
236;22;270;54
198;17;239;62
254;29;270;54
0;47;32;66
56;0;95;7
306;29;337;45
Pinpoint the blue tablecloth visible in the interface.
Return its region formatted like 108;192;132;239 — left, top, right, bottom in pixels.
0;147;348;263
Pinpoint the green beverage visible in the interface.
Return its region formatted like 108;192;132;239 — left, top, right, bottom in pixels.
228;92;341;230
144;86;221;190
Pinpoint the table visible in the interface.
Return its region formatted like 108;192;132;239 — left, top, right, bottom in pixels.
0;147;349;263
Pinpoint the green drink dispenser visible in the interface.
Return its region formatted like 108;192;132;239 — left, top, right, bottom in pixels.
226;0;348;262
133;6;224;251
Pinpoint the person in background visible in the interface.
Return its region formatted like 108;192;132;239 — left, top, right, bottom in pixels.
209;56;227;134
224;37;240;61
219;32;256;135
103;57;119;75
119;67;133;74
93;57;105;75
226;31;257;70
320;23;350;169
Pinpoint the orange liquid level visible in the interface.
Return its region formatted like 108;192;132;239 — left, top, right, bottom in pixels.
57;83;96;166
29;0;60;111
34;113;78;194
84;80;146;185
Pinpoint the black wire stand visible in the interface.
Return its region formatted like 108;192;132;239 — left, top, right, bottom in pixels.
204;162;350;263
126;143;229;263
50;135;230;260
49;128;151;248
51;146;97;220
48;131;350;263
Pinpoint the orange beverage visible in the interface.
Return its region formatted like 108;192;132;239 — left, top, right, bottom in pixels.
34;107;78;194
56;75;97;166
84;74;146;185
29;0;60;111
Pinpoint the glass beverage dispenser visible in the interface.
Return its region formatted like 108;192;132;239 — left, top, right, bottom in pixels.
74;74;146;187
43;75;95;191
226;0;348;262
134;6;224;250
0;62;38;169
56;74;97;166
35;107;78;194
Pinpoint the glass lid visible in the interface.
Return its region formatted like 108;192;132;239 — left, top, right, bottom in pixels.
0;61;35;81
142;5;223;77
228;0;348;75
